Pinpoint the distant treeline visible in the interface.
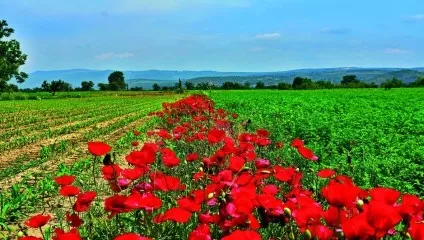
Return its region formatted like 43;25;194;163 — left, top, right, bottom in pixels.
8;74;424;95
154;75;424;91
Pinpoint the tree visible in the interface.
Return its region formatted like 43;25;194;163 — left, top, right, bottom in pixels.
42;80;72;95
176;79;184;94
292;77;314;89
0;20;28;91
277;82;291;90
98;83;109;91
108;71;126;91
341;75;360;85
41;80;51;92
130;86;143;91
243;82;251;89
81;81;94;91
152;83;160;91
185;81;194;90
381;78;404;90
255;81;265;89
411;76;424;87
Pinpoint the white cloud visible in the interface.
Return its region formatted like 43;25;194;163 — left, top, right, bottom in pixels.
95;52;135;60
255;33;281;40
384;48;408;54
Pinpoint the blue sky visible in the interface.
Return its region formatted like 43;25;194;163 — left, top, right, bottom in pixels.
1;0;423;72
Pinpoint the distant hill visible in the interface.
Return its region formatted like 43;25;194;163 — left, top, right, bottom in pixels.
188;68;424;86
370;69;424;84
18;67;424;89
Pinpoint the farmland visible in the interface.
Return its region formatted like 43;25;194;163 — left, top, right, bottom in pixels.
1;88;424;239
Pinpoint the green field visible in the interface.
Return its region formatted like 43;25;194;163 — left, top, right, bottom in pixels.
210;89;424;194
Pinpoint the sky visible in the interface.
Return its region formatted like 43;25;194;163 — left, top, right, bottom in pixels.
1;0;423;72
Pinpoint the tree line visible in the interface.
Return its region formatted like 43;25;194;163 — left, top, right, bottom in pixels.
150;75;424;91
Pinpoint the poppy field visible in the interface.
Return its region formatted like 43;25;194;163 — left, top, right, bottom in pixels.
1;89;424;239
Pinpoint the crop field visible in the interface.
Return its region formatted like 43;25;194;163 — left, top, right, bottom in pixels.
1;89;424;239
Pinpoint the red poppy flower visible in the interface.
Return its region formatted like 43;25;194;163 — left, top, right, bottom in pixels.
121;167;145;180
131;141;139;147
19;237;42;240
297;146;318;161
232;113;238;119
207;128;226;144
73;191;97;212
114;233;152;240
88;142;111;156
161;148;180;168
317;169;336;178
102;164;122;180
291;138;304;148
105;195;132;218
125;192;162;211
24;214;51;228
186;153;199;162
256;129;270;137
366;200;402;237
189;224;211;240
133;130;141;136
65;212;83;228
54;175;75;186
322;179;361;207
369;187;400;205
59;185;81;197
341;213;375;240
229;156;245;172
222;230;261;240
409;221;424;240
150;172;184;192
53;228;82;240
177;197;201;212
161;207;192;223
274;166;296;182
307;225;334;240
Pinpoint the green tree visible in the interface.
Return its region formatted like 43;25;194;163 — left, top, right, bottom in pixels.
41;80;51;92
243;82;251;89
81;81;94;91
185;81;194;90
152;83;160;91
277;82;291;90
108;71;126;91
341;75;360;85
381;78;404;90
42;80;72;95
0;20;28;91
98;83;109;91
292;77;314;89
255;81;265;89
176;79;184;94
411;76;424;87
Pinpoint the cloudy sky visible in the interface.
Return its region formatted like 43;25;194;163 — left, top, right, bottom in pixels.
1;0;423;72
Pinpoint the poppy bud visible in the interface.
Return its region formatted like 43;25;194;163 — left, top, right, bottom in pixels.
17;231;24;238
199;167;204;172
356;199;364;211
283;207;292;218
304;229;312;239
336;229;344;238
207;193;214;199
289;232;295;240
